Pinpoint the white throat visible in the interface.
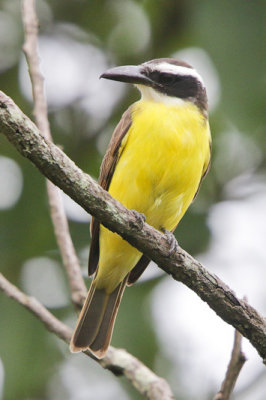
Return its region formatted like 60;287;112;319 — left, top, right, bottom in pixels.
136;84;187;106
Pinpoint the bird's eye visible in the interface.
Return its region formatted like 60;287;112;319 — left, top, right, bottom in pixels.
148;71;160;82
158;73;176;85
149;71;178;86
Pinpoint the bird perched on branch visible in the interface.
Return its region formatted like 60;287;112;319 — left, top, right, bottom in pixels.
70;58;211;358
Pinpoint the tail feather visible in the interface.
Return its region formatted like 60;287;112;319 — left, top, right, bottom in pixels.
70;275;128;358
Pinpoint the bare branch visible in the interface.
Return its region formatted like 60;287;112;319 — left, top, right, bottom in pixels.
47;182;88;304
0;91;265;362
101;348;174;400
0;273;174;399
21;0;86;306
22;0;50;139
213;330;247;400
7;6;174;395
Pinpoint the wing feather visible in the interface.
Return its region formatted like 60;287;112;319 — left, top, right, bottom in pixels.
88;107;133;275
192;140;212;201
89;110;211;282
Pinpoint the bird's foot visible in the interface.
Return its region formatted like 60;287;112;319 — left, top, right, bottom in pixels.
161;228;179;254
131;209;146;229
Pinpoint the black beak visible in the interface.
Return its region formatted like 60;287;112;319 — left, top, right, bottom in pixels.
100;65;150;85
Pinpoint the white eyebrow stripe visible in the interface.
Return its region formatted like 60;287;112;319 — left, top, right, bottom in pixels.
147;62;205;86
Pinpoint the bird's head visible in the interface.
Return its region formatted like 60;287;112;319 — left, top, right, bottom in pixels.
101;58;208;113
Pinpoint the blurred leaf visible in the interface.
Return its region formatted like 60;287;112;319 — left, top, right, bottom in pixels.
0;1;265;399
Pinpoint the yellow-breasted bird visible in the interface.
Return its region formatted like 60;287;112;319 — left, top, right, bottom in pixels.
70;58;211;358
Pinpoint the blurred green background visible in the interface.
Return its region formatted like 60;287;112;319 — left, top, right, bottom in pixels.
0;1;265;399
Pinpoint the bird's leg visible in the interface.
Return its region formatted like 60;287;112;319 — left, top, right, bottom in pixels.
161;228;179;254
131;209;146;229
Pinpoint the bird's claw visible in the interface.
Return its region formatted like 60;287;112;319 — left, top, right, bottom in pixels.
162;228;179;254
131;209;146;229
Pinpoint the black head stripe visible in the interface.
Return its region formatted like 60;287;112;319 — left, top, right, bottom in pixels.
141;59;208;113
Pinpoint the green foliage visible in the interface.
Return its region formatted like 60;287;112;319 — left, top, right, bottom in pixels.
0;0;265;399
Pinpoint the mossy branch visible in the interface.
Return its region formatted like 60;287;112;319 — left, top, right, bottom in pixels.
0;91;266;363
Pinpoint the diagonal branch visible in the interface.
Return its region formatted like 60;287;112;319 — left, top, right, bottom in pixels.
10;3;175;398
213;330;247;400
0;272;174;400
6;5;176;397
21;0;86;307
22;0;50;138
0;90;265;362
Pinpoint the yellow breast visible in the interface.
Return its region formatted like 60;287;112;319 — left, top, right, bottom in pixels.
97;100;211;291
110;100;210;227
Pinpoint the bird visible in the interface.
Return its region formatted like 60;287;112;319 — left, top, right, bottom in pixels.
70;58;211;358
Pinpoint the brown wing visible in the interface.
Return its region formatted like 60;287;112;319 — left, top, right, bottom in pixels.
88;107;133;275
127;255;150;285
193;140;212;201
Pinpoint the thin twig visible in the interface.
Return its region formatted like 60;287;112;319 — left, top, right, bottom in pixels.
22;0;50;139
12;3;175;397
0;273;174;400
101;348;175;400
213;330;247;400
21;0;86;307
0;91;265;362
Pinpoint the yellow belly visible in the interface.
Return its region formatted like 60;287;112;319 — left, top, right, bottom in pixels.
96;100;211;292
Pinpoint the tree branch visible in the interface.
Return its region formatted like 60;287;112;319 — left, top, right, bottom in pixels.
213;330;247;400
1;91;265;363
0;273;174;399
5;3;176;398
22;0;50;138
21;0;86;307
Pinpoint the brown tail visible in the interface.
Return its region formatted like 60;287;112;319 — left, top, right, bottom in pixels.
70;275;128;358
